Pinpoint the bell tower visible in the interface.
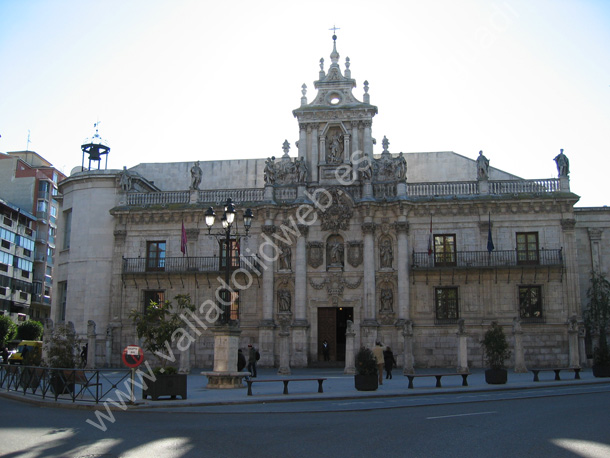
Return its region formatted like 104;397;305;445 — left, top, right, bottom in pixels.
293;33;378;185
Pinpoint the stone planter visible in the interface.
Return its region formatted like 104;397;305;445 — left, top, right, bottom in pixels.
592;365;610;378
354;374;378;391
143;373;187;400
484;368;508;385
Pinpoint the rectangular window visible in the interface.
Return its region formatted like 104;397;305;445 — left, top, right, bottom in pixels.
219;238;240;270
519;285;543;320
1;239;10;249
516;232;539;265
57;281;67;321
0;287;6;295
143;290;165;312
434;234;456;267
63;210;72;249
146;241;166;271
435;287;459;323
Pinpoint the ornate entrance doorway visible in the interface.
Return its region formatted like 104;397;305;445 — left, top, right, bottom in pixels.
318;307;353;363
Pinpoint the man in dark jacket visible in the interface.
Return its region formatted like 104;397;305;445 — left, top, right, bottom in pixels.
247;344;258;378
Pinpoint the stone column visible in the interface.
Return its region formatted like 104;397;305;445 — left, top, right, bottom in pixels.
298;123;307;159
351;122;360;156
568;315;580;368
277;314;291;375
394;220;409;322
559;175;570;192
105;324;114;368
561;219;580;317
362;221;377;323
363;120;373;161
343;134;350;164
179;346;191;374
344;320;356;375
456;319;469;373
310;124;319;182
402;320;414;374
259;224;276;366
588;228;603;274
578;324;588;367
512;317;527;373
86;320;96;369
294;226;308;324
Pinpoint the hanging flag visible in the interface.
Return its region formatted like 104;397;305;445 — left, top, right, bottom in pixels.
181;221;188;256
427;216;433;256
487;212;495;252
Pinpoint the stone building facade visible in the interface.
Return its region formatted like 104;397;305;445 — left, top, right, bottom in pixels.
53;37;607;372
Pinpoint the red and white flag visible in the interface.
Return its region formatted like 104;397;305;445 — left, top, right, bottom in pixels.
181;221;188;256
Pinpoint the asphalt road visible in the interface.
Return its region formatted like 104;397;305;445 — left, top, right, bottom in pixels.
1;384;609;458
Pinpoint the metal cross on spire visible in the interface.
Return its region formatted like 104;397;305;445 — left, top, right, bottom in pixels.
329;24;340;39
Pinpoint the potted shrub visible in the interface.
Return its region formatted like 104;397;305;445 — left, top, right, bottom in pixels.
482;322;511;384
354;346;378;391
584;272;610;378
44;323;80;395
129;294;194;400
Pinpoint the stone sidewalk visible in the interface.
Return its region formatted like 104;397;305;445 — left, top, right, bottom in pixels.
2;367;607;410
130;367;606;409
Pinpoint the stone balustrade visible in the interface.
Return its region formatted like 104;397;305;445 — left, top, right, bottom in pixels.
122;178;563;207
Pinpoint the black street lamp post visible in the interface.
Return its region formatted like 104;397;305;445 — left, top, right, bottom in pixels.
204;198;253;325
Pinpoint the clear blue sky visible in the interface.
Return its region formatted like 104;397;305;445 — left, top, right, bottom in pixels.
0;0;608;206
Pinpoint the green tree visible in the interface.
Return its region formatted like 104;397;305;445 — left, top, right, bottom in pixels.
17;320;44;341
584;272;610;366
0;315;17;348
129;294;195;369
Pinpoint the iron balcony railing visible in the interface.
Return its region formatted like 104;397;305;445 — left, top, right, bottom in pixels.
412;248;563;270
122;255;262;275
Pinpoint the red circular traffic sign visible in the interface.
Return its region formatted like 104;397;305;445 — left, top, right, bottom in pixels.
122;345;144;368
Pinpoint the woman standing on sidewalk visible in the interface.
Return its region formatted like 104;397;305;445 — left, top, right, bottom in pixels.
383;346;397;379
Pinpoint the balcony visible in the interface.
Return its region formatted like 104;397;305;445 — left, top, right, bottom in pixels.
412;249;563;270
122;256;262;275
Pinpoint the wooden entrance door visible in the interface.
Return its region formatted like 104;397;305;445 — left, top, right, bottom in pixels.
318;308;337;361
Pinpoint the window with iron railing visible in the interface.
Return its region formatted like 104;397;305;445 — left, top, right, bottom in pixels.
146;241;166;271
434;234;456;267
516;232;539;265
519;285;543;320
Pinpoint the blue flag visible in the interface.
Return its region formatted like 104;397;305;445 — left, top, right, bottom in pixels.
487;213;495;252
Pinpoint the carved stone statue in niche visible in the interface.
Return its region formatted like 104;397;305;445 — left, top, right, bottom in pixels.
278;289;291;312
279;243;292;270
380;239;393;269
326;235;344;268
380;288;394;312
326;129;344;164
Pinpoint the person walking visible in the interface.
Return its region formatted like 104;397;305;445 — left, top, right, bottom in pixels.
247;344;258;378
322;340;330;361
383;346;397;379
237;348;248;380
372;341;385;385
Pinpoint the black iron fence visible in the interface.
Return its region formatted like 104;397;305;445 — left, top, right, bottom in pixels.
0;364;132;404
122;255;261;274
412;249;563;269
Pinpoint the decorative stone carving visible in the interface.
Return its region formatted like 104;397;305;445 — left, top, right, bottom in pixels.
118;167;133;192
371;137;408;183
380;238;393;269
277;289;292;313
307;242;324;268
347;241;363;267
326;128;344;164
190;161;202;190
317;188;353;231
380;288;393;312
326;235;344;268
476;151;489;180
278;243;292;271
264;153;309;185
